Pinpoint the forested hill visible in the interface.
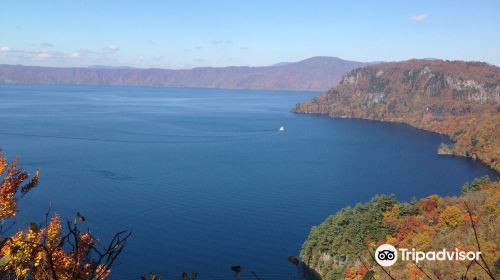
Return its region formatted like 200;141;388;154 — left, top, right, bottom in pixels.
0;57;366;91
300;177;499;280
294;60;500;172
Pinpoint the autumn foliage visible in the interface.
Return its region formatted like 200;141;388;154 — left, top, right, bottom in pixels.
300;177;499;280
0;151;129;279
294;59;500;172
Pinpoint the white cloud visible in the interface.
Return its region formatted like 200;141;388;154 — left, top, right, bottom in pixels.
36;52;52;59
409;14;427;22
103;44;120;52
72;48;94;58
0;45;121;66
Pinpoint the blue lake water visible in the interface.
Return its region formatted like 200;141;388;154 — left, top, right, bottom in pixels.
0;85;495;279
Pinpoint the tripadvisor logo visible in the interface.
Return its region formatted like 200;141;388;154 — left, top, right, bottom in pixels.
374;244;482;267
375;244;397;267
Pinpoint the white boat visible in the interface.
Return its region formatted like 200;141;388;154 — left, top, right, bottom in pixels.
279;126;285;132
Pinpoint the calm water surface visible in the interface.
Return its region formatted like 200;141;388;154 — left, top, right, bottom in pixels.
0;85;495;279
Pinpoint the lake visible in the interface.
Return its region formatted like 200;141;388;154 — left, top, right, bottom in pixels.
0;85;495;279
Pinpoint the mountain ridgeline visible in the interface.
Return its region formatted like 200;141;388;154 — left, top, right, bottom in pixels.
0;57;366;91
294;60;500;172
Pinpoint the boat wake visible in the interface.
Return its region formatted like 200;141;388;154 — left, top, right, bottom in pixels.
0;128;280;144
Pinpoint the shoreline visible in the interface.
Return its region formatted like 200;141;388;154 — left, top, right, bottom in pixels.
293;109;499;174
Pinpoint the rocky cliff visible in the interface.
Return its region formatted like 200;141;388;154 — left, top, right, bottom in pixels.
294;60;500;172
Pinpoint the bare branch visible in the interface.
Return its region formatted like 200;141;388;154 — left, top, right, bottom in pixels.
367;248;396;280
414;263;435;280
463;201;496;280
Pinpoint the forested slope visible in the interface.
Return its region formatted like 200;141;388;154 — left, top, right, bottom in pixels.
294;60;500;172
301;177;499;279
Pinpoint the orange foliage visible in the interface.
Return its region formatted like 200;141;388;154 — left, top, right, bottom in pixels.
344;266;369;280
0;153;39;219
439;205;465;228
294;59;500;171
407;265;425;280
1;216;110;279
304;177;500;279
0;151;123;279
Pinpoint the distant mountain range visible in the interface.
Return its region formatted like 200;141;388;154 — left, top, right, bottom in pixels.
0;57;367;91
294;59;500;171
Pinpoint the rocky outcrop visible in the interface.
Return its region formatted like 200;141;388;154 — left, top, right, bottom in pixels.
437;143;455;155
294;60;500;172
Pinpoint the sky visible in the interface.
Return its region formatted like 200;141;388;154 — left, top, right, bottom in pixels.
1;0;499;68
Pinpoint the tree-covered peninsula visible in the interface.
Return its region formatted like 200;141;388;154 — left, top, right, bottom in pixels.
300;177;499;279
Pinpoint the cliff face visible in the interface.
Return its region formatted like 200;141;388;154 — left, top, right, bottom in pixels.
0;57;367;91
294;60;500;172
